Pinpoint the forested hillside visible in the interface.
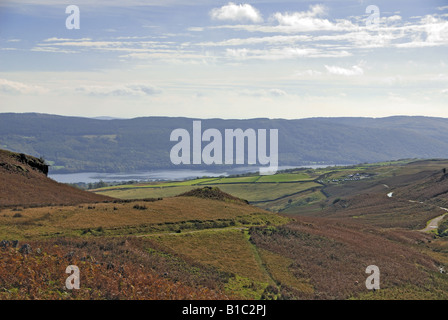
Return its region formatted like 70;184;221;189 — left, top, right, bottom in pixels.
2;113;448;173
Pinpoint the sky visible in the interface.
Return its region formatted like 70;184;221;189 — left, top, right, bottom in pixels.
0;0;447;119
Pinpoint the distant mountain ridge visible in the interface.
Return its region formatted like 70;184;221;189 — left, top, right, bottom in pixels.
2;113;448;173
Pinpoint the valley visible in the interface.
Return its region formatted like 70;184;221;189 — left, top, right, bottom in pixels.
1;148;448;300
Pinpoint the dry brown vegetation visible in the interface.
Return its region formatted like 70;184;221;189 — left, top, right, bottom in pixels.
0;149;112;207
393;170;448;208
0;238;230;300
249;218;448;300
308;163;448;229
2;150;448;300
319;193;445;229
0;196;283;240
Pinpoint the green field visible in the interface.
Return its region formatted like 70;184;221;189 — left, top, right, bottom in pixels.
204;176;260;184
92;163;384;211
217;182;320;202
94;158;448;216
257;173;313;182
98;177;221;191
95;185;198;199
94;168;323;209
96;180;320;203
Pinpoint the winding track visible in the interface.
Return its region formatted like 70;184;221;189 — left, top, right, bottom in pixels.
420;207;448;233
386;185;448;233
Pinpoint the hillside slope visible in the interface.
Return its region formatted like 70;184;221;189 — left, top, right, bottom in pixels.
0;155;447;300
0;149;112;207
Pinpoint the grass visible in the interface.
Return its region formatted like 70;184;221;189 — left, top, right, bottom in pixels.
94;178;222;192
96;181;320;203
95;186;198;199
209;182;320;203
263;190;326;213
0;197;286;239
204;176;260;184
438;215;448;237
152;229;269;283
93;159;428;214
146;227;286;299
257;173;313;183
258;248;314;295
224;275;268;300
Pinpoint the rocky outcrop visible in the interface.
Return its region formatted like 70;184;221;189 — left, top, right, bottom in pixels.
0;148;113;207
18;153;48;176
0;151;48;176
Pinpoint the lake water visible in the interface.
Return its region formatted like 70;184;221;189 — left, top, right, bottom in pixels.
49;164;340;184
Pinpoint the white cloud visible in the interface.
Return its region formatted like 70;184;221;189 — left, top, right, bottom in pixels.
386;15;402;22
0;0;218;7
295;69;323;77
209;18;357;34
196;35;310;47
270;4;357;32
268;89;287;97
226;48;249;58
38;40;125;48
393;15;448;48
206;10;447;53
75;83;161;96
325;64;364;76
273;4;326;24
381;76;405;86
210;2;263;23
25;7;447;67
31;47;78;54
226;47;351;60
0;78;48;95
442;89;448;94
43;37;93;42
187;27;204;32
238;88;287;97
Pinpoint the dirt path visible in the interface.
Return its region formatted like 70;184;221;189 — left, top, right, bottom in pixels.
394;197;448;233
421;207;448;233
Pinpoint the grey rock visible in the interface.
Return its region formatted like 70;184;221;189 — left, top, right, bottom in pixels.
19;244;31;254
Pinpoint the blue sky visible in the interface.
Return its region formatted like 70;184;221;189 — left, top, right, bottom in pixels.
0;0;447;119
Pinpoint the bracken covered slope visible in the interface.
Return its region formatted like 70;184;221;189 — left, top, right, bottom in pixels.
0;149;113;207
